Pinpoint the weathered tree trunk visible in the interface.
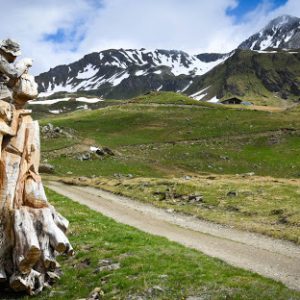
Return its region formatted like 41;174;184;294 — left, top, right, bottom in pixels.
0;108;73;295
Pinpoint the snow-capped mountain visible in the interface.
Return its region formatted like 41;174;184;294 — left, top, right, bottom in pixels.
35;15;300;101
36;49;229;99
238;15;300;50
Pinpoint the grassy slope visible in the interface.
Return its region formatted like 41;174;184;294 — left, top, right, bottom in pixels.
41;92;300;178
129;91;217;107
39;92;300;242
10;189;300;300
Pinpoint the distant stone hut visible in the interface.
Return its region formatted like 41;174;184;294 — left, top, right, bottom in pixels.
221;97;253;105
221;97;243;105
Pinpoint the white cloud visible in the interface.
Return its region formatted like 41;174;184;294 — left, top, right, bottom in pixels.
0;0;299;75
0;0;95;73
78;0;238;54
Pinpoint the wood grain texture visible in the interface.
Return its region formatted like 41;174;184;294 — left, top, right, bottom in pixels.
0;101;73;295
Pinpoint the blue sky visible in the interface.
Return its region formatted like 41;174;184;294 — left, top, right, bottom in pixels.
0;0;298;74
43;22;86;52
228;0;288;21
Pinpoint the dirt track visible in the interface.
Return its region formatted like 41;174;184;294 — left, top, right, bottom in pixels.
46;181;300;291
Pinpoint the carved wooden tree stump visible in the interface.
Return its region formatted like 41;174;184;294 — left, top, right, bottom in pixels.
0;107;73;295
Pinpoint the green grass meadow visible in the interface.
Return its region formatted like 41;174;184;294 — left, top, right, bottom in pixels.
38;92;300;243
41;92;300;179
24;91;300;298
3;188;298;300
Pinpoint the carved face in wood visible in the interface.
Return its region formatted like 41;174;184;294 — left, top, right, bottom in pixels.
0;49;17;63
5;53;17;63
0;39;21;61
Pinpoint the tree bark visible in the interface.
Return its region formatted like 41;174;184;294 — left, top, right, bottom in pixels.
0;107;73;295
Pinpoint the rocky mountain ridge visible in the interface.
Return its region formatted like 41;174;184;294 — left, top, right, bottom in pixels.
35;15;300;103
36;49;229;99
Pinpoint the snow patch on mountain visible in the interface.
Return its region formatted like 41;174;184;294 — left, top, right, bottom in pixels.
29;98;71;105
76;64;98;79
190;86;210;100
111;72;130;86
49;110;62;114
29;97;103;105
207;96;219;103
181;81;193;92
39;83;74;97
135;70;146;76
259;35;273;50
76;97;103;103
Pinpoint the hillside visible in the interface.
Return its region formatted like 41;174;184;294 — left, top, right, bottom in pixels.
186;49;300;106
38;92;300;243
40;91;300;178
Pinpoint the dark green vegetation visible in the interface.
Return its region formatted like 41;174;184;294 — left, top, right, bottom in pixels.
39;92;300;243
187;49;300;106
8;189;299;300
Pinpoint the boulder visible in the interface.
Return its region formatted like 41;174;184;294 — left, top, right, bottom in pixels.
39;163;55;174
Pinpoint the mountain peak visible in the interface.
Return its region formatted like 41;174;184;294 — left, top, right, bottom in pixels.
265;14;299;28
239;14;300;50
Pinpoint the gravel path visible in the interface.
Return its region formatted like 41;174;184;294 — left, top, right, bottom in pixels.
46;181;300;291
